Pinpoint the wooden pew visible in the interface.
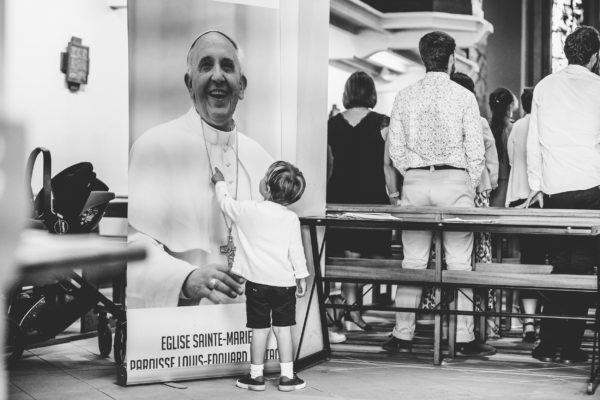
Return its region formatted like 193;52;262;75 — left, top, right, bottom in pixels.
471;262;553;340
325;258;556;287
301;208;600;393
324;256;596;362
443;270;595;291
324;258;434;285
324;258;557;353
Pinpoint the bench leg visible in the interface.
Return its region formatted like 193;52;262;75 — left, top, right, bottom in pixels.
433;231;443;365
478;291;487;342
587;298;600;394
494;289;502;335
448;289;457;359
433;287;442;365
304;225;331;356
505;289;514;332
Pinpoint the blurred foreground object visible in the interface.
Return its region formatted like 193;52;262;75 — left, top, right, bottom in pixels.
6;230;146;365
0;118;26;400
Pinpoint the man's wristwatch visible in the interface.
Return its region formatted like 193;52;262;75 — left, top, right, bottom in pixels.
388;191;400;199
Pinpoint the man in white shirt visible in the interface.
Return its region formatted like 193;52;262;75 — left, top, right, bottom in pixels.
526;26;600;363
385;31;493;356
128;31;274;308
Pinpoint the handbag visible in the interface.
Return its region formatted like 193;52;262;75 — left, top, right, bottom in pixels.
25;147;115;233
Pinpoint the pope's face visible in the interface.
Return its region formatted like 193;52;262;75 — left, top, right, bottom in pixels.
185;33;246;130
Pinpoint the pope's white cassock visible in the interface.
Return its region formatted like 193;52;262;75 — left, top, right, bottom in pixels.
128;107;273;308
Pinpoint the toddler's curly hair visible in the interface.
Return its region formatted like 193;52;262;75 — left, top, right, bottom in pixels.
265;161;306;206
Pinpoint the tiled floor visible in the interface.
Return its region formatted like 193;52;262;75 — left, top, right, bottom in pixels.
7;315;598;400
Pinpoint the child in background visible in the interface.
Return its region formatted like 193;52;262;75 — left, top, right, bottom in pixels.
211;160;309;392
506;87;545;342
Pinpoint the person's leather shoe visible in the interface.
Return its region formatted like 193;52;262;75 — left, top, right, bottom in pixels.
559;348;588;364
456;341;496;356
532;344;557;362
382;336;412;353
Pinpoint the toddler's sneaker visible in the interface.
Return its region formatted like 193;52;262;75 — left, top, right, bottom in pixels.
236;374;266;391
278;373;306;391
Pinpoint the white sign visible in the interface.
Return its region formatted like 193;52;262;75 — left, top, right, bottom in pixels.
124;304;279;385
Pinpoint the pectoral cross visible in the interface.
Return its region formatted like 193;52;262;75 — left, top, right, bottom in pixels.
220;234;236;269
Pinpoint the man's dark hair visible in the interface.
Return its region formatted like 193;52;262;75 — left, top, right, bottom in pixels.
342;71;377;109
488;87;515;163
419;31;456;72
450;72;475;94
266;161;306;206
564;26;600;66
521;87;534;114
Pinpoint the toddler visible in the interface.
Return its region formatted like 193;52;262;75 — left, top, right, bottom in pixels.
211;160;309;392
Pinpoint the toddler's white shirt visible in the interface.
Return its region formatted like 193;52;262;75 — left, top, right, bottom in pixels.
215;181;310;287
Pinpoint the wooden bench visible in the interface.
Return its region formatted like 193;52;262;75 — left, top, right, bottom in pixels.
324;257;558;347
300;209;600;394
443;270;595;291
473;262;552;274
442;267;597;358
324;257;558;310
325;257;557;297
324;256;597;357
325;258;434;285
325;258;556;288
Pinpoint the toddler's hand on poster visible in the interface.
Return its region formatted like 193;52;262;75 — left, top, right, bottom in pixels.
211;167;225;184
296;278;307;297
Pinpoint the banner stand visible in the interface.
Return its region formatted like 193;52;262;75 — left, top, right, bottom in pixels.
123;0;330;385
120;225;329;386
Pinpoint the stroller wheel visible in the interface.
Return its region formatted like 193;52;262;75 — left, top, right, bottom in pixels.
97;319;112;357
113;321;126;364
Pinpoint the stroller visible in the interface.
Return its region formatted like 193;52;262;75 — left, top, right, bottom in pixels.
5;147;126;364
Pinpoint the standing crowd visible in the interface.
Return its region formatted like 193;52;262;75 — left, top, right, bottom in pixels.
327;26;600;364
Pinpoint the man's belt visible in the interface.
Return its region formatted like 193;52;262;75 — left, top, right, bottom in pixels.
407;165;465;172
